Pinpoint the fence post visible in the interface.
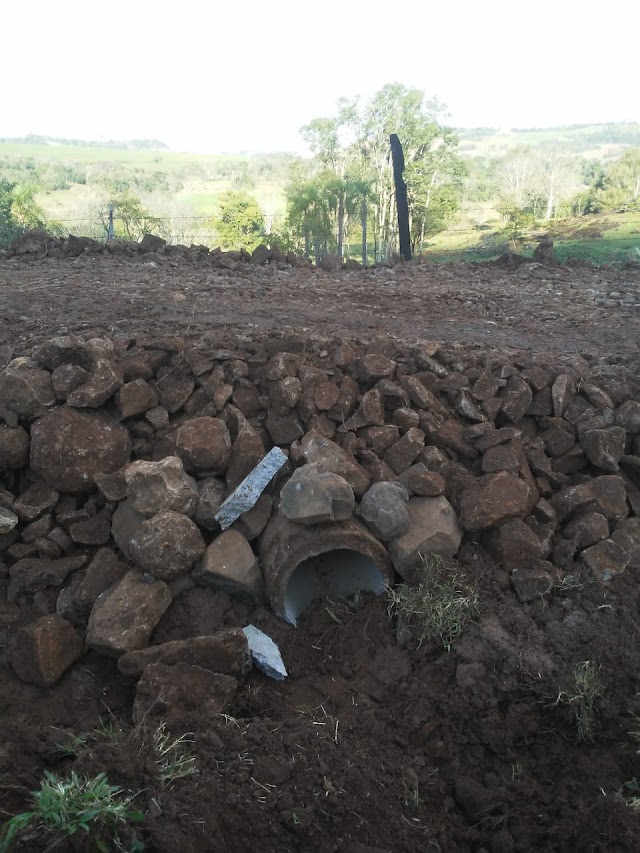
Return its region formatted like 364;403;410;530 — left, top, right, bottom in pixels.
390;134;412;261
106;204;115;241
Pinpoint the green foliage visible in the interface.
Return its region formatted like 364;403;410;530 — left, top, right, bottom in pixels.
554;660;603;741
0;178;47;246
209;190;265;251
105;192;161;241
0;771;144;852
387;555;480;651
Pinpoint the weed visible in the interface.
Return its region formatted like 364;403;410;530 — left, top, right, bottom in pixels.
152;724;198;785
0;771;144;852
387;554;480;651
554;660;603;741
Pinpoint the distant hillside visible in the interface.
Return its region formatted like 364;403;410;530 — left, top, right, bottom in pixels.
0;134;169;150
457;122;640;160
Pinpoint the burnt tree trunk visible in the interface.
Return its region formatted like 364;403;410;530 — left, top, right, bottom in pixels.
390;133;412;261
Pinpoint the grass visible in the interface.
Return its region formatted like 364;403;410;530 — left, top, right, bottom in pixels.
0;771;144;852
387;554;480;651
554;660;603;741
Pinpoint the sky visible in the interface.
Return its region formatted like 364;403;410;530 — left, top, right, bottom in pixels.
3;0;639;154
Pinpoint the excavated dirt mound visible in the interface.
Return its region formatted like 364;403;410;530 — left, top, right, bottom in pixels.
2;251;640;852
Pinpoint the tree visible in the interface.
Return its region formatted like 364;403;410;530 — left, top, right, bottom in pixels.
595;148;640;210
101;192;161;241
210;190;265;251
0;179;47;245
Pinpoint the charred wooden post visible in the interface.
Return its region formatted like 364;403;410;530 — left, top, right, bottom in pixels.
390;134;412;261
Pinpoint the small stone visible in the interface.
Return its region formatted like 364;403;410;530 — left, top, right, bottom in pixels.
551;475;628;523
510;566;553;602
51;364;90;399
0;359;55;417
242;625;287;680
266;411;304;445
86;569;172;657
194;530;264;603
132;662;237;724
280;465;355;525
8;614;83;687
130;511;206;581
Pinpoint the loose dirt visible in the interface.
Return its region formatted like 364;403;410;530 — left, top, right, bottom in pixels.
2;253;640;852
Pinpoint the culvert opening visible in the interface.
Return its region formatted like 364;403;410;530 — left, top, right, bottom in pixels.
283;548;388;626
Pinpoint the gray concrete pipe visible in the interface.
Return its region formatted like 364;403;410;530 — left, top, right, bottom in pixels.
259;512;393;625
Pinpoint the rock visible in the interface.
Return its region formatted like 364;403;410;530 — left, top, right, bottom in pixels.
392;408;420;432
354;354;396;383
314;382;340;411
456;391;485;422
111;500;145;559
225;427;265;490
383;428;425;474
176;417;232;473
251;244;272;264
357;481;409;541
118;628;251;678
231;494;273;541
51;364;90;400
215;447;287;531
399;375;445;411
540;419;576;457
581;538;630;582
564;512;609;549
551;374;574;417
500;376;533;422
388;496;462;577
139;233;166;253
63;234;102;257
71;548;129;618
318;253;342;272
0;425;29;471
0;359;56;417
67;359;123;408
242;625;287;680
510;566;553;603
482;443;520;473
579;427;626;472
130;511;205;581
192;477;226;530
33;336;91;370
8;615;84;687
0;507;18;535
454;776;494;821
483;519;545;568
194;530;264;603
266;411;304;445
616;400;640;433
299;431;370;496
8;555;87;604
551;475;628;523
270;377;302;413
155;365;195;413
86;569;172;657
124;456;198;518
14;481;59;521
21;515;53;544
69;515;112;545
459;472;531;531
116;379;160;419
407;469;446;497
280;465;355;525
132;662;237;724
30;407;131;494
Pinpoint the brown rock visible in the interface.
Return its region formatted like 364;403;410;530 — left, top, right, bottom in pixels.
357;481;409;541
299;431;371;496
33;335;91;370
510;566;553;602
615;400;640;433
0;425;29;471
483;519;545;568
360;425;400;455
327;377;359;421
67;359;123;408
231;494;273;541
564;512;609;549
376;379;410;411
86;569;172;657
124;456;198;518
482;443;520;473
226;427;265;490
500;376;533;422
383;428;425;474
354;354;396;383
459;472;531;531
14;481;59;521
9;615;83;687
30;407;131;494
407;469;445;497
155;364;195;413
475;427;522;452
280;465;355;525
69;515;111;545
118;628;251;678
472;370;504;402
399;375;447;412
130;511;205;581
266;411;304;445
269;377;302;414
176;417;232;473
581;538;630;582
579;427;627;472
551;374;575;418
540;419;576;457
116;379;160;419
110;500;145;559
0;359;55;417
194;530;264;602
551;475;628;523
392;408;421;432
8;555;87;604
132;662;237;724
71;548;129;617
388;496;462;577
314;381;340;411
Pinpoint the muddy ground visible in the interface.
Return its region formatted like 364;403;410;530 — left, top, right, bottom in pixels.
2;253;640;852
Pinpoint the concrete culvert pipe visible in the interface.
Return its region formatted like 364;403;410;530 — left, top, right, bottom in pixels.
259;512;393;625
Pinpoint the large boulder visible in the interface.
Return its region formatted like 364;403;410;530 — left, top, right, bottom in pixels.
357;481;409;541
194;530;264;603
298;431;371;496
388;496;462;577
280;465;355;525
130;511;206;581
118;629;251;679
124;456;198;518
86;570;172;657
176;417;232;473
30;407;131;494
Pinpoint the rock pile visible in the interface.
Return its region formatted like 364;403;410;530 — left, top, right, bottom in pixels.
2;328;640;715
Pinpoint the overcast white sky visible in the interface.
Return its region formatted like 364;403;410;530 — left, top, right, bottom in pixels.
3;0;638;153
